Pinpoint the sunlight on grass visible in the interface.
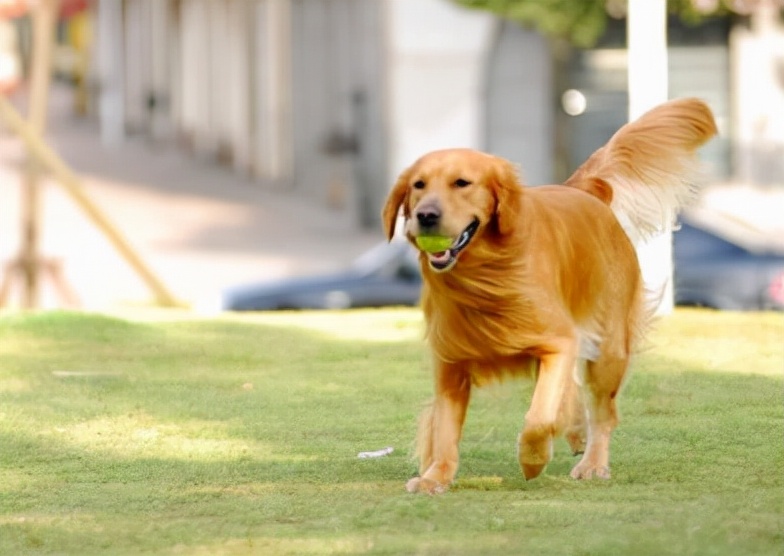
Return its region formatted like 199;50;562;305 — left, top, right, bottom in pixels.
455;475;505;490
46;413;316;463
0;378;30;393
53;415;248;458
175;536;374;555
222;308;425;343
649;309;783;376
1;308;782;555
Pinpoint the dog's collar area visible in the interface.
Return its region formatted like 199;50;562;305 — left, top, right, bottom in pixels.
425;218;480;272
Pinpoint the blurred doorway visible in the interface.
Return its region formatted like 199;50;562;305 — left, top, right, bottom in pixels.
289;0;387;229
484;20;555;186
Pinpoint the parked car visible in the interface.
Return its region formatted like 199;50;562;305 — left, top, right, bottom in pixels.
223;240;422;310
673;220;784;311
224;219;784;312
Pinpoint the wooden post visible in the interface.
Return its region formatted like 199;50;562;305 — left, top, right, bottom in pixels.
19;0;59;308
0;96;182;308
0;0;180;309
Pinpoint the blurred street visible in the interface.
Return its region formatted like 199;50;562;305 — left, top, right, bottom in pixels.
0;88;382;312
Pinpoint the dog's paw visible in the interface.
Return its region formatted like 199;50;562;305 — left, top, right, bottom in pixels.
405;476;449;495
569;462;611;480
565;430;587;456
518;433;553;480
521;463;546;480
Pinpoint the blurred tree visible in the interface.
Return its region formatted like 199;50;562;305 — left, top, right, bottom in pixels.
453;0;781;47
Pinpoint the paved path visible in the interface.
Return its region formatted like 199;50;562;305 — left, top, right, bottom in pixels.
0;92;383;312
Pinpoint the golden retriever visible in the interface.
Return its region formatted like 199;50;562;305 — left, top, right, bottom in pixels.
381;98;717;494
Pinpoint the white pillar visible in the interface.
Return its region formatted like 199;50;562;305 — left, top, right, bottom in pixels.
96;0;125;145
627;0;673;314
628;0;668;121
149;0;171;140
254;0;292;182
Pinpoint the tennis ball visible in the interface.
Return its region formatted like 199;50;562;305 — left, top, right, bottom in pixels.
415;235;453;253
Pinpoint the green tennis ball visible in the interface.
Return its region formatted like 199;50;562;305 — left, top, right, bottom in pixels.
415;235;453;253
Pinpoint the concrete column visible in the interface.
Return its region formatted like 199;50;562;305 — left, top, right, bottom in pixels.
627;0;673;314
96;0;125;145
254;0;292;182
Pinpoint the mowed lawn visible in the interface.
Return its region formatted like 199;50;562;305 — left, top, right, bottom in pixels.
0;308;782;555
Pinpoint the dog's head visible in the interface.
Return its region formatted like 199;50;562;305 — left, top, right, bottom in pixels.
382;148;522;273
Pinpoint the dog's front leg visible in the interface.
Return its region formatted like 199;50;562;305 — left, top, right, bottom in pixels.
406;360;471;494
519;339;577;479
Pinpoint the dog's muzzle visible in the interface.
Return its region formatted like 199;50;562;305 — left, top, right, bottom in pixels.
420;218;480;273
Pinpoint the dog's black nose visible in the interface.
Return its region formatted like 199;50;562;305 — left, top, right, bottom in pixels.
416;208;440;229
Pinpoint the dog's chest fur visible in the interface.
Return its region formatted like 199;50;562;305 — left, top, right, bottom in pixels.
421;264;553;364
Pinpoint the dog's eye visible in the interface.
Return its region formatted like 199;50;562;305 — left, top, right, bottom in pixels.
454;178;472;188
413;180;425;189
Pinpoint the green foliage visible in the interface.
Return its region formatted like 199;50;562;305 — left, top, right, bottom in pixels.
453;0;750;47
0;309;782;554
456;0;609;47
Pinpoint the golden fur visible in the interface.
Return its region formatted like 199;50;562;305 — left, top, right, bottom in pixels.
381;98;717;494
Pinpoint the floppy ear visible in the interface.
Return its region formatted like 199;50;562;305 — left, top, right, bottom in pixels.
490;158;523;236
381;170;411;241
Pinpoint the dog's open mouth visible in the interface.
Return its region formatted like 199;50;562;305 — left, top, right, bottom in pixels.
421;218;480;272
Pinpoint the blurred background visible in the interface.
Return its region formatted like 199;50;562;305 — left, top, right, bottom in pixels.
0;0;782;312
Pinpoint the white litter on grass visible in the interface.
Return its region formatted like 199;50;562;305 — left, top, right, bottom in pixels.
357;446;394;459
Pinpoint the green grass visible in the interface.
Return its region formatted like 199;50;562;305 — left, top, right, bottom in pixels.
0;308;782;555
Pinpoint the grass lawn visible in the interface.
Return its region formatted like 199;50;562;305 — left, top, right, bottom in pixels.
0;308;782;555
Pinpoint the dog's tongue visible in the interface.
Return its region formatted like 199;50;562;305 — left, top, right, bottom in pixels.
428;250;451;265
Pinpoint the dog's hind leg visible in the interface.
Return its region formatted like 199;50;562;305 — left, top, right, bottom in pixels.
518;338;578;480
570;352;629;480
556;359;588;455
406;360;471;494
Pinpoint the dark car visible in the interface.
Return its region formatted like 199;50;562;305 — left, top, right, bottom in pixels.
223;240;422;310
224;220;784;312
673;220;784;310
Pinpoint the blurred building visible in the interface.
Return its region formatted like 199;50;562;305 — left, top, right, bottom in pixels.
74;0;783;229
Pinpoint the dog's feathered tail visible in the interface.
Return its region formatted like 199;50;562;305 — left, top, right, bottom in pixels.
565;98;718;242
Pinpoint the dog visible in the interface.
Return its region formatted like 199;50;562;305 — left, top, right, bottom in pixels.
381;98;717;494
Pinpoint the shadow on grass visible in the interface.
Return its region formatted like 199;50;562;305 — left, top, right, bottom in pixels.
2;311;783;554
2;312;782;488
